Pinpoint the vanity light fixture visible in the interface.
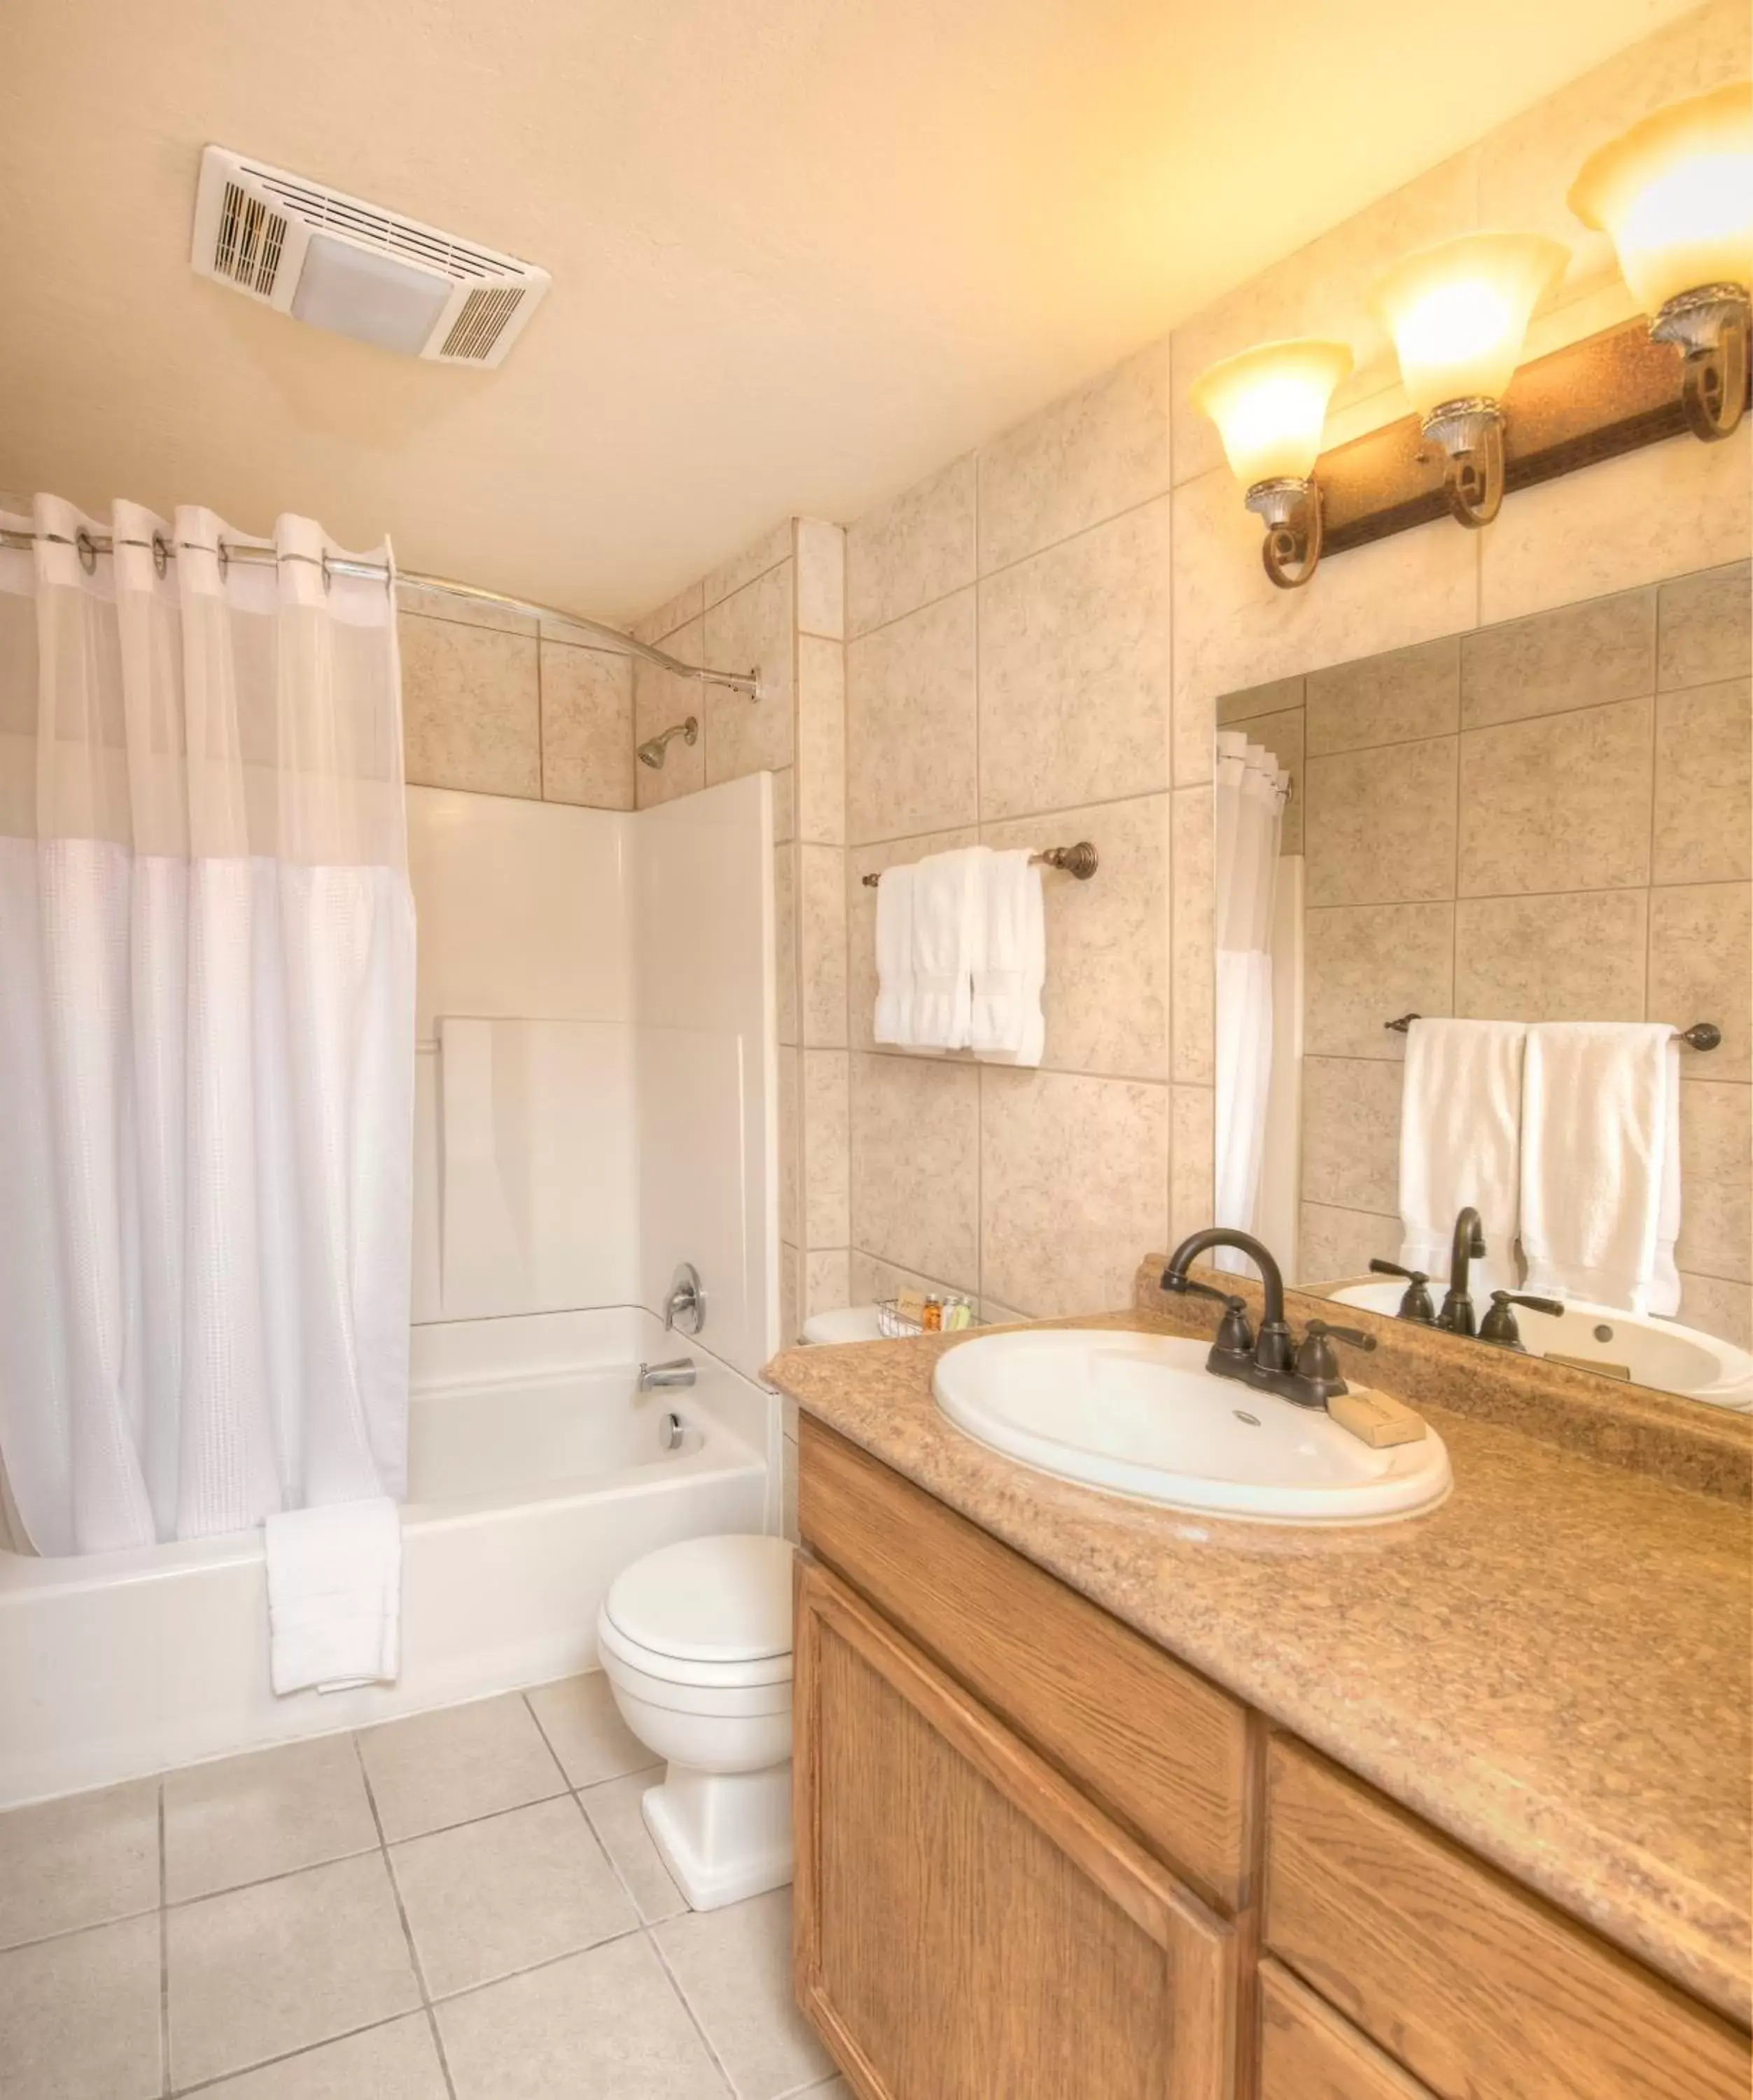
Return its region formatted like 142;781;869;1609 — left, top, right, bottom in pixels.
1569;81;1753;442
1372;232;1570;528
1189;338;1353;587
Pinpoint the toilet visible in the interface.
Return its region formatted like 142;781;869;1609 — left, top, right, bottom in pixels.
597;1532;796;1911
799;1303;884;1344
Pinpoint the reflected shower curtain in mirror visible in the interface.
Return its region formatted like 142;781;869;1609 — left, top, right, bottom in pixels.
1213;732;1289;1270
0;498;414;1555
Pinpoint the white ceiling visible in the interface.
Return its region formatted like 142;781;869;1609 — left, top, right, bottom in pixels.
0;0;1698;622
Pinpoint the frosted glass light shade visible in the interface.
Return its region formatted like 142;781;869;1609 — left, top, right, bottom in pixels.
1373;233;1569;419
1189;339;1353;488
1569;82;1753;315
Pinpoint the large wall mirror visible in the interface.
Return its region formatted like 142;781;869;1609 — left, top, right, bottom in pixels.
1213;559;1750;1413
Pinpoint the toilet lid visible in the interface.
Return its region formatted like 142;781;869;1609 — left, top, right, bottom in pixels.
800;1303;886;1345
603;1533;795;1665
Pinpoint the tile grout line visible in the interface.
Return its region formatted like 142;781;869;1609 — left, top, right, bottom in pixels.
167;2008;453;2100
644;1925;740;2098
846;478;1174;650
351;1732;459;2100
847;779;1178;855
522;1693;793;2096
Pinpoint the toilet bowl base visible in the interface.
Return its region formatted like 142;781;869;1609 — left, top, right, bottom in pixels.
641;1760;793;1912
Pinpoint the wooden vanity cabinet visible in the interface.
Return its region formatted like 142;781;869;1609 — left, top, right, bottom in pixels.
793;1418;1751;2100
793;1556;1235;2100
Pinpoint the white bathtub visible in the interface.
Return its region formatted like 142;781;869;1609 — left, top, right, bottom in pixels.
0;1308;774;1807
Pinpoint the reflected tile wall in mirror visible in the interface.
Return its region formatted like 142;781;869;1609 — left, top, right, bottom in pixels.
1216;557;1752;1407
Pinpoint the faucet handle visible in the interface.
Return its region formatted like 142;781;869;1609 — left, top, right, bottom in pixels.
1478;1290;1565;1349
1211;1296;1255;1358
1164;1274;1235;1304
1295;1319;1378;1382
1368;1259;1435;1324
1164;1274;1255;1359
1304;1318;1378;1352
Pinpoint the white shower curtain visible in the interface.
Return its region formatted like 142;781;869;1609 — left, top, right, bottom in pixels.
0;496;415;1556
1213;730;1289;1268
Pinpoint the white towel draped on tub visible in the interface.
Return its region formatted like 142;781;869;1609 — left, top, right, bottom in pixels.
1521;1022;1682;1315
1398;1019;1526;1297
265;1497;402;1695
970;850;1045;1067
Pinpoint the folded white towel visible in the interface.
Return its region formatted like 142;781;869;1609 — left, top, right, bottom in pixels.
910;848;985;1051
873;862;917;1046
1398;1019;1525;1297
1521;1022;1682;1315
971;849;1045;1067
264;1496;401;1697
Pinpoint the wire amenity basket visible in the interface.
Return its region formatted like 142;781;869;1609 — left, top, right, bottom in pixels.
876;1293;979;1338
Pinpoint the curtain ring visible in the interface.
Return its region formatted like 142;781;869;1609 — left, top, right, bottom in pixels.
217;541;230;578
321;552;333;595
75;528;97;575
151;533;169;580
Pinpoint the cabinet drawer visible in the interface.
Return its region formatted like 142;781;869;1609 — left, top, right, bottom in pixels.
797;1414;1252;1910
1259;1961;1434;2100
1264;1737;1749;2100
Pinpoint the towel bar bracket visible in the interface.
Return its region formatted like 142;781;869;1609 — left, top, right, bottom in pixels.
860;841;1098;887
1383;1011;1719;1051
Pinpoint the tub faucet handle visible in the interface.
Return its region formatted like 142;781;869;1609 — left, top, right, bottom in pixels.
664;1261;704;1335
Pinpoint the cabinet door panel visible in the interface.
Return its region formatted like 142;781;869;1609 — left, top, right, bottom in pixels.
794;1555;1234;2100
798;1413;1251;1912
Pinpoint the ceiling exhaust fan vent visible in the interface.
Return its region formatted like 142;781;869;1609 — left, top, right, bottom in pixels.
190;146;550;368
213;181;291;297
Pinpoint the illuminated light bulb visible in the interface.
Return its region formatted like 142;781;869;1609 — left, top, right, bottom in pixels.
1570;81;1752;441
1373;232;1569;526
1189;340;1353;587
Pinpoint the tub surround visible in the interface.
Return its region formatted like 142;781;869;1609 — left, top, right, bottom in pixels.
766;1284;1752;2026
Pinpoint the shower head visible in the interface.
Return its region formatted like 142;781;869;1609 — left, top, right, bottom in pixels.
637;715;699;769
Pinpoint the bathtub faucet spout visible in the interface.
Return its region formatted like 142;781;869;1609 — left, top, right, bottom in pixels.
638;1357;696;1392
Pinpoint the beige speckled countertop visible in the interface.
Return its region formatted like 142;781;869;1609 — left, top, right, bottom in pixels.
767;1308;1753;2026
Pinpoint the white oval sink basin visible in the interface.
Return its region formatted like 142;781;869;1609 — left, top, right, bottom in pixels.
1326;1282;1753;1410
933;1329;1451;1525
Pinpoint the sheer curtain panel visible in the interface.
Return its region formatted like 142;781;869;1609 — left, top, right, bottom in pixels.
0;497;414;1555
1212;731;1290;1269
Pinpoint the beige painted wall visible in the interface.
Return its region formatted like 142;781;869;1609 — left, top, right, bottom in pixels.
827;0;1751;1326
1223;562;1752;1348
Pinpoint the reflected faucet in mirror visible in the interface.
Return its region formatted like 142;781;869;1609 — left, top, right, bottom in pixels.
1437;1207;1488;1337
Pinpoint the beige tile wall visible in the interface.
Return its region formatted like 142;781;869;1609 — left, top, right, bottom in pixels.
834;0;1748;1333
1224;561;1752;1348
843;338;1178;1322
397;589;636;811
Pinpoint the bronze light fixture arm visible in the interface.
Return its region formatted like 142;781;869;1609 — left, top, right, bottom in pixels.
1651;283;1752;442
1420;398;1507;528
1245;477;1324;589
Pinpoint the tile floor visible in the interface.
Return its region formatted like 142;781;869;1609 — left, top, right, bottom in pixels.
0;1674;847;2100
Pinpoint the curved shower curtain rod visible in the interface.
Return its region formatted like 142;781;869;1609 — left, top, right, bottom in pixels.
0;524;763;699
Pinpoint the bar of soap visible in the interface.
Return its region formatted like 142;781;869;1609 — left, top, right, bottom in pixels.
1329;1386;1427;1448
